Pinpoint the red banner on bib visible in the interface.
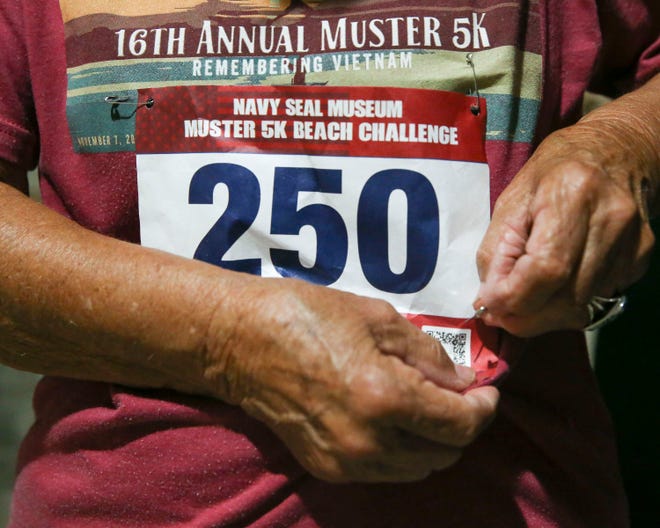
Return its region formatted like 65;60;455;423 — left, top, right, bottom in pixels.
136;85;486;162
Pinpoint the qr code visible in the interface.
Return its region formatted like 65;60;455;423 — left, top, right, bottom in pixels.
422;326;471;367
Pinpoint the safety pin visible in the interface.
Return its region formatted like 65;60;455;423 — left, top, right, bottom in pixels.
458;305;487;328
104;95;154;120
465;53;481;115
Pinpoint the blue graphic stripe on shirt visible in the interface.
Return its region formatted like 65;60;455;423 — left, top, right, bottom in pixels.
66;47;542;153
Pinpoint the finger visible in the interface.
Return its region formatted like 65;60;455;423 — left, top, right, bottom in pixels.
575;228;632;304
505;207;585;311
477;203;619;335
478;185;654;335
483;227;528;285
335;386;497;482
568;182;641;301
479;292;586;336
392;383;500;447
578;199;654;299
374;319;476;391
479;173;593;317
340;433;465;483
476;194;531;282
475;225;528;308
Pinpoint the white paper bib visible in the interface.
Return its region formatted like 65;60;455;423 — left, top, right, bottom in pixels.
136;85;493;368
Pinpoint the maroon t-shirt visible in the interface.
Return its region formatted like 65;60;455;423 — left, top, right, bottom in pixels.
1;1;658;526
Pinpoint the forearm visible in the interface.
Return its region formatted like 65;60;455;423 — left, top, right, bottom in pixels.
0;179;247;400
0;172;501;483
573;73;660;216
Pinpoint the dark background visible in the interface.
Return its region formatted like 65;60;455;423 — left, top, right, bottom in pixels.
594;219;660;527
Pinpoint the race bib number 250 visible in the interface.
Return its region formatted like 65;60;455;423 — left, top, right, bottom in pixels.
136;85;490;366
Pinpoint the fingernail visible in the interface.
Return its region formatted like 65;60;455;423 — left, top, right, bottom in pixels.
455;364;476;385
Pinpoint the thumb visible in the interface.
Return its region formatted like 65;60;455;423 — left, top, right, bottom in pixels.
376;321;476;392
476;226;528;308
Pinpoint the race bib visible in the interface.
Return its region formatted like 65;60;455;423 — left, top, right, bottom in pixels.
136;85;493;368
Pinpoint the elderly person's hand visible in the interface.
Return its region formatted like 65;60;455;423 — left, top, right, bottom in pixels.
474;75;660;336
1;156;498;485
207;276;499;483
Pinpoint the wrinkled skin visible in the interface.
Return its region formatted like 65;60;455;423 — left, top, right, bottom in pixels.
205;77;660;480
206;277;499;482
1;166;498;485
2;75;657;484
475;102;659;336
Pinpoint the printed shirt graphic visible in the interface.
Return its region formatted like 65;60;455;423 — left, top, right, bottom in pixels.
59;0;543;381
61;0;542;153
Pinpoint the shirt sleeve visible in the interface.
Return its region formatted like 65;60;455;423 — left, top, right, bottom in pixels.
590;0;660;97
0;0;38;171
